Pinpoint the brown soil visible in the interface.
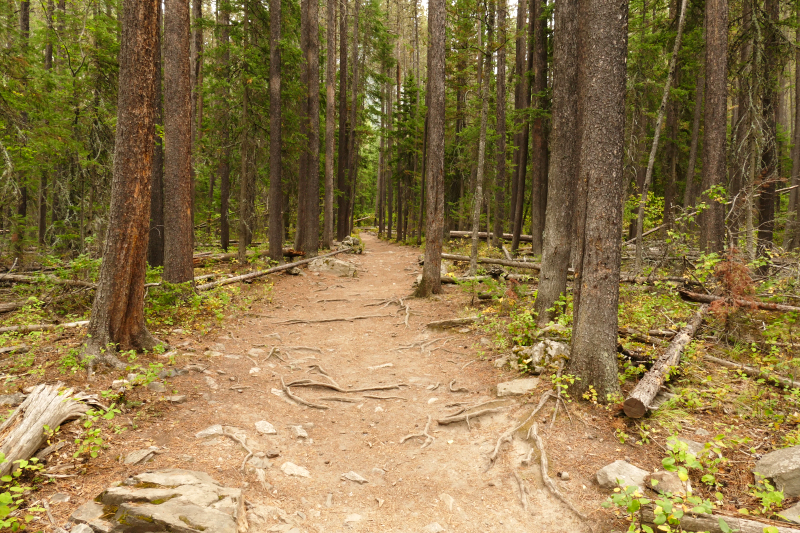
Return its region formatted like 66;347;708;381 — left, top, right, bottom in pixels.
18;233;666;532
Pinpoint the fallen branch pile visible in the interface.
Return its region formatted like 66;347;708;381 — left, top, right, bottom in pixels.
623;305;708;418
442;253;542;272
678;288;800;313
449;230;533;243
703;354;800;390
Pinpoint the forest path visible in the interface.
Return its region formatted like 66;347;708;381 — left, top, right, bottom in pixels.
118;233;597;532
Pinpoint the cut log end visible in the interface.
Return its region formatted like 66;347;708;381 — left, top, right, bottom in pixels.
622;398;647;419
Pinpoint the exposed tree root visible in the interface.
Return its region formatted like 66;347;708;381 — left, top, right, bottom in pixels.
281;376;329;410
400;415;435;449
449;379;469;393
274;314;392;325
528;423;588;521
221;427;255;472
489;391;555;465
362;395;407;401
437;407;507;427
513;471;530;512
286;378;404;393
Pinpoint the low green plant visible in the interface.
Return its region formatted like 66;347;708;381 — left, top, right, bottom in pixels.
74;404;121;458
749;478;784;518
0;454;44;531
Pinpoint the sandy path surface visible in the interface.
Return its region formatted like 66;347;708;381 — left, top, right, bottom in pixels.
88;233;609;532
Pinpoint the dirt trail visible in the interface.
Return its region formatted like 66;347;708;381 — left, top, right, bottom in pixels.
84;234;609;532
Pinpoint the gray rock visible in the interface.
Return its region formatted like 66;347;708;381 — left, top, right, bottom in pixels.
513;340;570;374
779;502;800;524
124;447;158;465
247;456;272;469
558;472;570;481
497;377;540;397
341;471;368;484
281;462;310;478
286;267;305;276
147;381;167;393
308;257;358;277
70;501;104;524
255;420;277;435
755;446;800;497
49;492;70;504
111;379;129;389
439;493;455;511
695;428;711;437
266;449;281;458
158;368;187;379
205;376;219;389
0;392;26;406
71;524;94;533
422;522;446;533
645;470;689;495
596;460;649;491
196;424;223;438
167;395;187;404
344;513;363;524
291;425;308;439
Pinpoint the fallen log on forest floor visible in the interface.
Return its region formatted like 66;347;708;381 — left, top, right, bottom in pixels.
703;354;800;390
449;230;533;242
0;383;105;476
0;320;89;335
641;507;800;533
623;305;708;418
678;288;800;313
426;317;479;329
192;248;303;267
442;254;543;271
0;274;97;288
195;247;351;291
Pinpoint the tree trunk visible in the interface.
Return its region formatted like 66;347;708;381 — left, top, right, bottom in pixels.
789;18;800;250
344;0;360;239
323;0;336;248
633;0;688;273
470;28;491;276
148;0;164;267
699;0;727;253
533;0;580;326
268;0;283;263
303;0;321;256
682;66;704;212
529;0;548;255
512;0;535;252
569;0;627;401
510;0;527;220
758;0;778;260
238;1;254;264
415;0;446;297
218;5;231;252
387;83;394;239
163;0;194;283
493;0;508;246
191;0;203;172
336;0;349;241
84;0;160;367
296;0;310;250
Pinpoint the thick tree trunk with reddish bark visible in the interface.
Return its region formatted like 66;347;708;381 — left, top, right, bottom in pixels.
323;0;336;248
493;0;508;246
84;0;160;369
163;0;194;283
218;6;231;252
336;0;349;241
268;0;283;262
303;0;321;256
529;0;548;255
569;0;627;401
148;0;164;267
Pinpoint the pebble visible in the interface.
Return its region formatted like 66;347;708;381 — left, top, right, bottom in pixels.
266;449;281;458
344;514;362;524
291;426;309;439
167;395;187;404
423;523;446;533
49;493;70;504
341;471;368;484
255;421;277;435
559;472;570;481
280;462;310;478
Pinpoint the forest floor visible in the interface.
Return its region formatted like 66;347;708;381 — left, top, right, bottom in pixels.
3;232;800;532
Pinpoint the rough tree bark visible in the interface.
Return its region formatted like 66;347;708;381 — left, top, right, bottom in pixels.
789;17;800;250
303;0;321;256
757;0;778;258
529;0;547;255
493;0;507;246
512;0;535;252
415;0;446;297
163;0;194;283
469;27;491;277
218;4;231;252
148;0;164;268
323;0;336;248
682;65;704;211
238;1;255;263
569;0;627;401
268;0;283;263
699;0;727;253
336;0;349;241
533;0;580;326
84;0;160;368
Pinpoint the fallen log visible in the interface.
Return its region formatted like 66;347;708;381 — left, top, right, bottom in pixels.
0;320;89;335
449;230;533;243
623;305;708;418
0;274;96;288
619;274;693;285
0;383;104;476
678;288;800;314
196;247;351;291
641;507;800;533
618;328;669;345
426;317;479;329
703;354;800;390
0;344;28;355
192;248;303;268
442;253;543;272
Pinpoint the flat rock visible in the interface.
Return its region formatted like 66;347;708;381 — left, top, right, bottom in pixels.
124;447;157;465
247;456;272;469
49;492;71;504
645;470;688;495
512;340;569;374
196;424;223;438
755;445;800;497
0;392;26;406
422;522;446;532
308;257;358;277
158;368;187;379
439;493;455;511
167;395;187;404
205;376;219;389
255;420;277;435
344;513;363;524
596;460;648;491
71;524;94;533
779;502;800;524
497;377;540;397
341;471;368;484
291;425;308;439
281;462;310;478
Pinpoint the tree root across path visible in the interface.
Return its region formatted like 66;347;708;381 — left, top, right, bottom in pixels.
286;377;405;394
281;376;329;410
400;415;435;449
529;423;588;521
273;314;393;325
489;390;556;465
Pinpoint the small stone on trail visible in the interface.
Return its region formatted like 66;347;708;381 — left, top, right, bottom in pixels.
196;424;223;438
255;420;277;435
423;522;446;533
695;428;711;437
496;377;540;397
439;493;455;511
375;406;384;412
596;460;648;491
428;398;438;404
341;471;368;484
248;348;265;356
247;456;272;469
286;267;305;276
368;363;394;370
291;425;309;439
558;472;570;481
344;513;363;524
249;367;260;375
372;468;386;476
281;462;310;478
185;364;205;372
124;447;157;465
266;449;281;458
205;376;219;390
71;524;93;533
326;493;333;507
167;395;187;404
49;492;70;504
111;380;129;389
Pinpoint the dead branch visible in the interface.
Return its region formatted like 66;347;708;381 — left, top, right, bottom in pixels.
703;354;800;390
426;316;479;329
640;506;800;533
281;376;329;410
623;305;708;418
273;313;391;325
0;320;89;334
678;288;800;313
400;415;435;449
529;423;587;520
449;230;533;243
619;328;670;345
0;383;103;476
319;396;358;403
0;344;28;355
196;247;351;291
0;274;97;288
